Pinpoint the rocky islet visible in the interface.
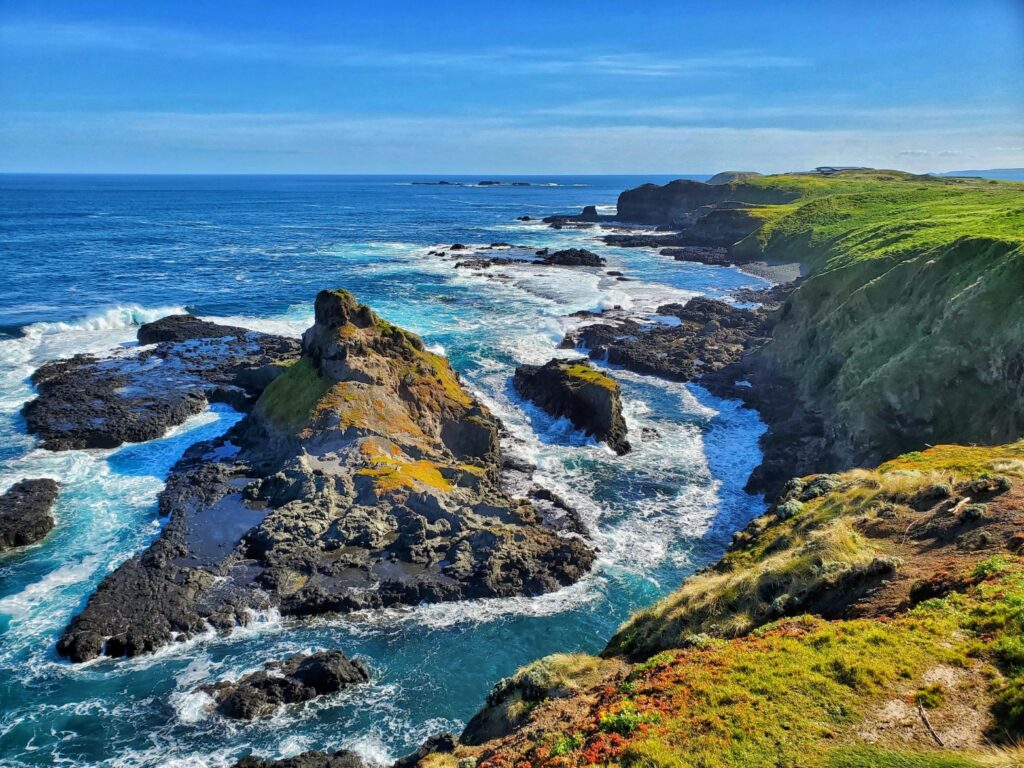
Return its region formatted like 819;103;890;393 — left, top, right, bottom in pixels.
0;478;59;552
55;289;594;663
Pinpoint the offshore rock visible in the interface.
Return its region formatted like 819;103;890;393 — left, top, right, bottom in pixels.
198;651;369;719
514;359;630;455
563;297;772;382
57;290;594;662
23;316;300;450
536;248;606;267
0;478;59;552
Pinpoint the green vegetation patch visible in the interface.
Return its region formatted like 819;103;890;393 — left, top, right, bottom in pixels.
254;356;332;429
562;362;619;392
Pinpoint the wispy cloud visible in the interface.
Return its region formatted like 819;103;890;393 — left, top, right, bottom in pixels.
0;20;807;77
2;109;1021;174
528;98;1020;126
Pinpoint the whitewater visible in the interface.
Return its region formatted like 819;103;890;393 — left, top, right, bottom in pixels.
0;175;766;766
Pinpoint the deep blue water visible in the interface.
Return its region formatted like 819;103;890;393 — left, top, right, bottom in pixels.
0;175;766;767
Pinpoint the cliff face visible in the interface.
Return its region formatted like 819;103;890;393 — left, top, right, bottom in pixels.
415;443;1024;768
614;178;795;227
762;237;1024;469
57;290;594;663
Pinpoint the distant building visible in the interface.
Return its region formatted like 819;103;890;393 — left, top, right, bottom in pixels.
814;166;872;175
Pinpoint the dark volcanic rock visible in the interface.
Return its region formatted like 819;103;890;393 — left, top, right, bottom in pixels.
394;733;458;768
57;289;594;662
454;257;516;270
563;298;772;382
199;651;369;719
233;751;366;768
514;358;630;455
0;479;59;551
615;178;793;227
660;246;732;265
733;279;802;309
541;205;614;229
703;358;831;500
603;232;689;249
137;315;254;346
537;248;606;267
23;316;300;451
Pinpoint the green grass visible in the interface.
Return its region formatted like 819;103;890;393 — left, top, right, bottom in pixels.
563;362;619;391
602;567;1024;767
708;171;1024;271
606;443;1024;660
744;174;1024;466
826;746;987;768
253;356;331;429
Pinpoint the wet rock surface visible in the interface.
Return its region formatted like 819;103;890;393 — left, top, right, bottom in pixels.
23;316;300;450
703;358;831;499
514;358;630;455
0;478;59;552
57;290;594;662
233;751;366;768
198;651;369;719
393;733;458;767
563;297;772;382
660;245;732;265
438;243;608;271
536;248;606;267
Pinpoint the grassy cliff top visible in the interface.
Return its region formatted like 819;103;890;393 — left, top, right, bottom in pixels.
433;443;1024;768
727;171;1024;272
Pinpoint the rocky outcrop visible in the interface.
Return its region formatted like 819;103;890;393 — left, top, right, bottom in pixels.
541;205;614;229
0;479;59;552
513;359;630;455
233;751;366;768
439;244;607;271
23;316;300;450
660;245;732;265
57;290;594;662
677;205;766;247
536;248;606;267
563;298;772;383
393;734;458;767
614;178;793;227
198;651;369;719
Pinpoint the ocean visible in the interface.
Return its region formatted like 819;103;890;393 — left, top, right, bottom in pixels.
0;175;767;767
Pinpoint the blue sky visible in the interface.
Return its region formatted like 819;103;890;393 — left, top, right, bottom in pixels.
1;1;1021;173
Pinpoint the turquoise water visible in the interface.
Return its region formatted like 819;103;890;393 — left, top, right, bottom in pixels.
0;175;766;766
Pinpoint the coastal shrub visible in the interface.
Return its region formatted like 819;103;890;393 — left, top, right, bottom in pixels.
776;499;804;519
549;733;584;756
915;683;945;709
598;702;658;735
974;555;1012;579
800;474;842;500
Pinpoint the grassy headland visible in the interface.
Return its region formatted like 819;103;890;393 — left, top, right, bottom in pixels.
427;443;1024;768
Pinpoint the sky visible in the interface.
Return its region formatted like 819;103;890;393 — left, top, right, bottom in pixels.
0;1;1022;174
